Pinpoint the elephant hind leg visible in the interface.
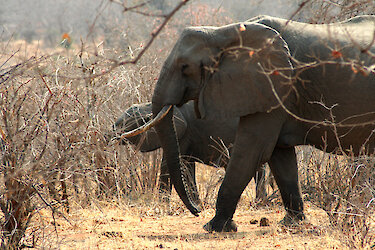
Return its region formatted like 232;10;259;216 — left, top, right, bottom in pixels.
269;147;305;223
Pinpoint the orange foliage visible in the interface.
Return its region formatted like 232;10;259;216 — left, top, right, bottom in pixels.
331;50;342;59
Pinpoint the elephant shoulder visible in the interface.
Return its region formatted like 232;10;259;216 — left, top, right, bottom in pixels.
337;16;375;47
245;15;274;23
180;26;215;44
245;15;288;32
341;15;375;25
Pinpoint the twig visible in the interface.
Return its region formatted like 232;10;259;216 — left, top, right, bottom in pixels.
259;62;375;128
118;0;190;66
86;0;111;41
110;0;152;12
32;184;59;238
285;0;312;26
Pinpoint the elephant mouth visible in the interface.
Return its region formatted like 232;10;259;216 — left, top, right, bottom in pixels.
176;87;191;108
177;97;201;119
177;88;202;120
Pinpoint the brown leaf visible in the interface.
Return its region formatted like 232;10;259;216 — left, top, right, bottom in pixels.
331;50;342;59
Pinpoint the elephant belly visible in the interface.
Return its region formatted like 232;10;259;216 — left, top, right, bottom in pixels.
200;148;229;169
276;133;305;148
305;125;375;155
277;121;308;148
277;119;375;155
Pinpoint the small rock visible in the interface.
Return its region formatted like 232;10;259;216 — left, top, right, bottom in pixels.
101;231;123;238
250;219;258;224
259;217;270;227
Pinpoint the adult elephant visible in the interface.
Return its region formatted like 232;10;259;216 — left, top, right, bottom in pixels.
125;15;375;232
113;101;270;201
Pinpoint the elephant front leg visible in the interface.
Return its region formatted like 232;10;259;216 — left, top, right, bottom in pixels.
269;147;305;224
203;113;282;233
203;148;255;233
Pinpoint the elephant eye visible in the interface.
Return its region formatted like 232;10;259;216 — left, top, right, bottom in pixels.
181;64;189;74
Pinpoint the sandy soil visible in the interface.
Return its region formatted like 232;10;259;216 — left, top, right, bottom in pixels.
32;201;348;250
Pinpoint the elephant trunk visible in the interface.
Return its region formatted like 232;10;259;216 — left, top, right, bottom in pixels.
152;102;201;216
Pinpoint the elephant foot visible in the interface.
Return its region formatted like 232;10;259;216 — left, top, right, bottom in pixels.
203;217;237;233
279;212;306;227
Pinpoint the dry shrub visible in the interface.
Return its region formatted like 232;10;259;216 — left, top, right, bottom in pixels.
0;36;164;248
298;146;375;248
295;0;374;23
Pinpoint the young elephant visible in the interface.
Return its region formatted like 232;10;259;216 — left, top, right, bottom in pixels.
114;101;269;201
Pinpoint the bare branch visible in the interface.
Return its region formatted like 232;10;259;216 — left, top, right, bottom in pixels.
118;0;190;66
259;62;375;128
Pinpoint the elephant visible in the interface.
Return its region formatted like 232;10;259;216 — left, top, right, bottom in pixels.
113;101;270;201
126;15;375;232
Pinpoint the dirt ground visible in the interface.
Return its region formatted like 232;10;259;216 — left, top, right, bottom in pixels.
26;164;352;249
32;200;348;250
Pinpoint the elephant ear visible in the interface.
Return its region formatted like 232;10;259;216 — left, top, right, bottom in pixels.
198;22;293;119
173;107;187;140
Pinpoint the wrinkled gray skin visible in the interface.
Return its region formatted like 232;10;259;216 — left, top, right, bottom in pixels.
151;15;375;232
114;101;269;201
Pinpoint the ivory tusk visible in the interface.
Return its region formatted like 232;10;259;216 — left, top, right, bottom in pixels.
118;105;172;139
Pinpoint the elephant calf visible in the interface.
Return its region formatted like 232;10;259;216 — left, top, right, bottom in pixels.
113;101;270;202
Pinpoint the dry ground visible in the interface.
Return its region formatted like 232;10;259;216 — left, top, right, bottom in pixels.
32;165;348;250
35;202;345;249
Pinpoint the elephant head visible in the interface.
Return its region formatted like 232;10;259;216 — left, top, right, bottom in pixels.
151;22;294;215
114;103;187;152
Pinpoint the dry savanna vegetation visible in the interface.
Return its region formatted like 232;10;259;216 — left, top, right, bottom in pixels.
1;0;375;249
